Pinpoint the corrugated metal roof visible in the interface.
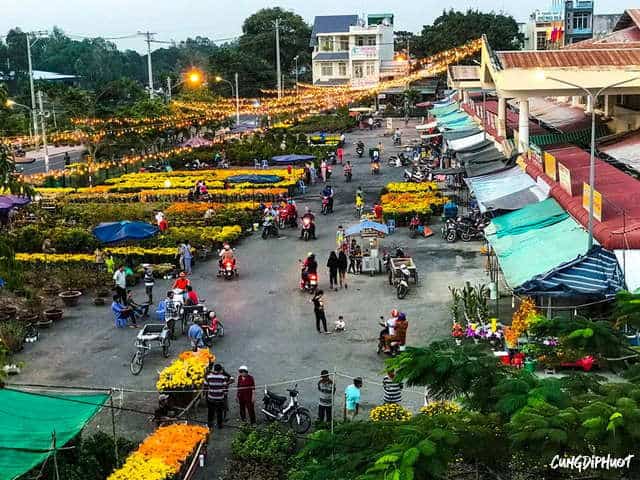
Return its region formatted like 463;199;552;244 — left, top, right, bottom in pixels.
564;26;640;49
448;65;480;81
496;49;640;68
310;15;359;46
313;52;349;61
614;9;640;31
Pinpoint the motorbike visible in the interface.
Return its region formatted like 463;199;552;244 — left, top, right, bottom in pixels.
373;118;383;128
393;264;411;299
344;169;352;182
371;161;381;175
326;166;332;180
321;196;330;215
262;218;279;239
300;216;314;241
201;316;225;346
355;142;365;157
327;153;337;165
278;208;296;229
218;256;238;280
261;384;312;434
355;203;364;218
441;212;487;243
393;135;402;146
299;265;318;294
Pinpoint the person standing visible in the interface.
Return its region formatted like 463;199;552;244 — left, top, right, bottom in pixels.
338;250;348;289
336;145;344;164
327;251;339;291
236;366;256;424
143;266;154;303
113;265;127;305
348;239;357;274
368;116;374;130
311;290;328;333
335;225;345;251
320;159;327;183
205;364;231;429
382;370;403;404
176;241;185;272
317;370;335;423
182;241;193;275
344;377;363;420
104;251;115;274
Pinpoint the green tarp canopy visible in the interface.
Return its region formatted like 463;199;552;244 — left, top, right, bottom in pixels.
0;389;108;480
429;103;458;117
530;125;609;148
486;202;589;288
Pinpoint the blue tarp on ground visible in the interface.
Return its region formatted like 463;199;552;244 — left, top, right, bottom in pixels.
345;220;388;236
226;174;283;184
271;154;316;164
93;221;158;243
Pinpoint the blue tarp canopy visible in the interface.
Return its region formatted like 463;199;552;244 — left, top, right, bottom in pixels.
0;195;30;211
93;221;158;243
226;174;283;184
345;220;389;236
271;154;316;164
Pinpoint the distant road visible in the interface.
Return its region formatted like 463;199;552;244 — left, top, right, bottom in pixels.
15;146;85;175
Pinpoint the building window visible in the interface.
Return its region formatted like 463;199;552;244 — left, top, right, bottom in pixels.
320;37;332;52
365;62;376;77
353;64;363;78
356;36;365;46
366;36;377;46
321;63;333;77
572;12;590;30
338;62;347;76
536;31;548;50
339;36;349;51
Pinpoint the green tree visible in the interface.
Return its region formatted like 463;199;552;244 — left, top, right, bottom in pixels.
416;10;522;57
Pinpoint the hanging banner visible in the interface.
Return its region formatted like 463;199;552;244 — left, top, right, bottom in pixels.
558;162;572;194
544;152;557;181
582;183;603;222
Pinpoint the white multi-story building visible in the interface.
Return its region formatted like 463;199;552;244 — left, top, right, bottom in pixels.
310;13;399;88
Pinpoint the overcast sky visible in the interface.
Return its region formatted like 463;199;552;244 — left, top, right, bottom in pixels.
1;0;635;52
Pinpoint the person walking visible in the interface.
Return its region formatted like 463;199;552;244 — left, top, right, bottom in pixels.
344;377;363;421
336;145;344;164
182;240;193;275
317;370;335;423
176;241;185;272
338;250;348;289
355;245;363;274
311;290;328;333
143;266;154;303
382;370;403;404
113;265;127;305
236;365;256;424
327;251;339;291
335;225;345;251
320;159;327;183
205;364;232;429
348;239;357;274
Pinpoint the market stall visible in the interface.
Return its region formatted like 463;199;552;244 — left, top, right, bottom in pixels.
345;220;388;274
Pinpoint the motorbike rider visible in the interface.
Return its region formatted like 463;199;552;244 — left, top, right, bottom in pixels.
392;128;402;144
379;309;399;353
300;207;316;239
322;184;335;213
409;213;421;231
218;242;237;274
263;206;277;235
286;199;298;227
343;161;352;180
301;252;318;287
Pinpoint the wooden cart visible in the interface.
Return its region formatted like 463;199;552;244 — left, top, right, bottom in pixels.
388;257;418;285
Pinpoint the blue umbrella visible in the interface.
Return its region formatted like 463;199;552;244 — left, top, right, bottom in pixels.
92;221;158;244
271;154;316;164
345;220;389;237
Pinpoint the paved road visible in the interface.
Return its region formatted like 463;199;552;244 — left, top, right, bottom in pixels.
12;120;488;478
15;146;85;175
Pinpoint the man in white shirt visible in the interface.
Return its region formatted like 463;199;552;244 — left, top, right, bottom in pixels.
113;265;127;305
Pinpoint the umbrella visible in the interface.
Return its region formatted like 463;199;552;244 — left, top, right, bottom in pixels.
345;220;389;237
180;136;213;147
271;154;316;164
92;221;158;244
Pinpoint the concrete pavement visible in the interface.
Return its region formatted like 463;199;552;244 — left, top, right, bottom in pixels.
12;120;488;478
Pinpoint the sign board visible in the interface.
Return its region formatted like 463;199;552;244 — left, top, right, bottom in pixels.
557;162;572;194
582;183;603;222
386;118;393;130
378;93;386;100
528;144;543;166
351;46;378;59
362;256;377;273
544;152;557;181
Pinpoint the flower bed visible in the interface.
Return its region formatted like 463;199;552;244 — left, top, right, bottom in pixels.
156;349;215;391
369;403;412;422
107;424;209;480
420;400;461;416
384;182;439;193
16;247;178;264
380;192;447;222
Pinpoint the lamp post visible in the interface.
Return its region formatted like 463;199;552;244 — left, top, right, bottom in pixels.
215;75;240;126
7;97;50;172
166;70;204;101
294;55;299;97
540;73;640;250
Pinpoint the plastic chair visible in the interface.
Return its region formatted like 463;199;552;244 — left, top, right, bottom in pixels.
386;219;396;234
298;180;307;195
261;159;269;169
253;159;260;169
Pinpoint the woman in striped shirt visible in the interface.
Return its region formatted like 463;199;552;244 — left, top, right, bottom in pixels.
382;370;403;404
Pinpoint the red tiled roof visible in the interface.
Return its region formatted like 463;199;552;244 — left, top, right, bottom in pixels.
448;65;479;81
525;145;640;249
497;49;640;69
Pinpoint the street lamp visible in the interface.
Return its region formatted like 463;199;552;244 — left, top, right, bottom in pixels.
215;74;240;126
166;69;204;101
293;55;299;97
537;71;640;250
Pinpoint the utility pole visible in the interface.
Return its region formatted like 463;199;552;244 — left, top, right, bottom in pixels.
37;90;49;173
294;56;299;97
25;31;47;146
234;72;240;126
138;31;157;98
166;77;172;102
275;19;282;99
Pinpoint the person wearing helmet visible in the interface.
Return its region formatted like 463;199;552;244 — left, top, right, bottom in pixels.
379;309;399;353
301;252;318;287
300;209;316;240
218;242;237;275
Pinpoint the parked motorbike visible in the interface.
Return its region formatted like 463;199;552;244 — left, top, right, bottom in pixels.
300;217;315;241
441;212;488;243
373;118;383;128
262;218;279;239
261;384;312;434
393;264;411;299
